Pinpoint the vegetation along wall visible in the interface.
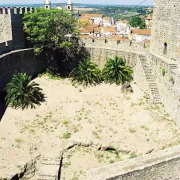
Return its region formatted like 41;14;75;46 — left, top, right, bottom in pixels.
87;145;180;180
0;48;47;96
85;39;180;126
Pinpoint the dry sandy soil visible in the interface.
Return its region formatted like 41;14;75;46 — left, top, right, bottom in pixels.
0;75;180;179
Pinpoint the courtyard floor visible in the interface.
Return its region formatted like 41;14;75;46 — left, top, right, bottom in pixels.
0;75;180;179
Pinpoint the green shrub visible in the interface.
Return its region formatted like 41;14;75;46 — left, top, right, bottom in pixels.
169;76;175;84
129;153;137;159
102;56;133;85
162;68;166;76
70;59;102;87
5;73;45;109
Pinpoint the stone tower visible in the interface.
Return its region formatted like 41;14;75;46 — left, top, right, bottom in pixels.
66;0;73;11
44;0;51;9
150;0;180;61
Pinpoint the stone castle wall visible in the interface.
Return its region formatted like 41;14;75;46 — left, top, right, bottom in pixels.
87;145;180;180
81;37;148;54
86;47;149;95
0;2;180;179
151;0;180;62
147;53;180;125
85;40;180;125
0;48;47;94
0;8;12;43
0;40;13;55
0;7;34;53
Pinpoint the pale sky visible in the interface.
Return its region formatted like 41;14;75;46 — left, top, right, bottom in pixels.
0;0;153;5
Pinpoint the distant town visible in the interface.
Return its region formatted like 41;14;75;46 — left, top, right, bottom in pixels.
43;0;153;44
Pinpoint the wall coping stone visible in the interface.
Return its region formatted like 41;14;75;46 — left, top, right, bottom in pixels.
87;145;180;180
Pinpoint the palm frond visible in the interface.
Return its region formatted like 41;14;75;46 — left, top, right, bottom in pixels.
69;59;102;87
5;73;45;109
102;56;133;85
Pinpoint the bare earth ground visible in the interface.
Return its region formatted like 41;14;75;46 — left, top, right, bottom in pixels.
1;75;180;179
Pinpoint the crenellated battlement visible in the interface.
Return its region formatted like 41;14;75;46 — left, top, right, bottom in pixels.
0;7;34;15
0;40;13;55
80;37;150;54
0;6;35;52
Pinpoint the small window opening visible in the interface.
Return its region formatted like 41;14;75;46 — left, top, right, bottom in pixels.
163;42;167;55
130;41;132;46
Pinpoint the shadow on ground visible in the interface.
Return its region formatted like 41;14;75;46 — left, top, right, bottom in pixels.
0;101;6;121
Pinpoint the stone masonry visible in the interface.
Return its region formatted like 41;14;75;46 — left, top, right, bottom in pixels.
0;7;34;54
150;0;180;62
0;1;180;179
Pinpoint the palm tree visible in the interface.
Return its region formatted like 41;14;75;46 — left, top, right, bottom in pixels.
5;73;45;109
70;59;102;87
102;56;133;85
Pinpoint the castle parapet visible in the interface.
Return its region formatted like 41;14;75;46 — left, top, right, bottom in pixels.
0;40;13;55
0;7;34;15
80;37;149;53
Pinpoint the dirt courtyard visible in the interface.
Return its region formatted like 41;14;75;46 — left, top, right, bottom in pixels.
0;75;180;179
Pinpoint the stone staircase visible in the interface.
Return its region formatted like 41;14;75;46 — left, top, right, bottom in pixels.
168;64;179;70
139;55;161;104
38;152;63;180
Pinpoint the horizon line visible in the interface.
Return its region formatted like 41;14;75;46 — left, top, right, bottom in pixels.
0;2;153;6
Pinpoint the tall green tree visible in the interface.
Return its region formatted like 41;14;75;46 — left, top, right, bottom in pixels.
129;16;146;29
102;56;133;85
23;8;78;69
24;8;77;52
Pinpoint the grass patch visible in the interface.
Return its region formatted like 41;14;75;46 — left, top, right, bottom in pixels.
62;132;71;139
129;153;137;159
129;128;136;133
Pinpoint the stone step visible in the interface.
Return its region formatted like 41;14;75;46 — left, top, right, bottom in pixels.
169;64;178;66
145;73;153;75
149;83;157;85
144;70;151;73
169;67;178;69
150;90;159;92
146;77;154;79
37;152;63;180
149;86;158;88
153;95;161;98
151;92;159;95
147;80;155;82
152;96;161;99
150;88;159;90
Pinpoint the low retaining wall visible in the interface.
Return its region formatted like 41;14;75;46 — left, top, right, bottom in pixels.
87;145;180;180
86;46;150;95
0;48;47;95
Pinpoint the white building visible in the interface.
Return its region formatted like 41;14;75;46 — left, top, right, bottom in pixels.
80;14;104;25
101;27;116;36
131;29;151;42
115;22;131;37
44;0;51;9
44;0;73;11
66;0;73;11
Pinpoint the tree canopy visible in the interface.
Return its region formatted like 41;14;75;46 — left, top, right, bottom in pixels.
23;8;78;54
129;16;146;29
